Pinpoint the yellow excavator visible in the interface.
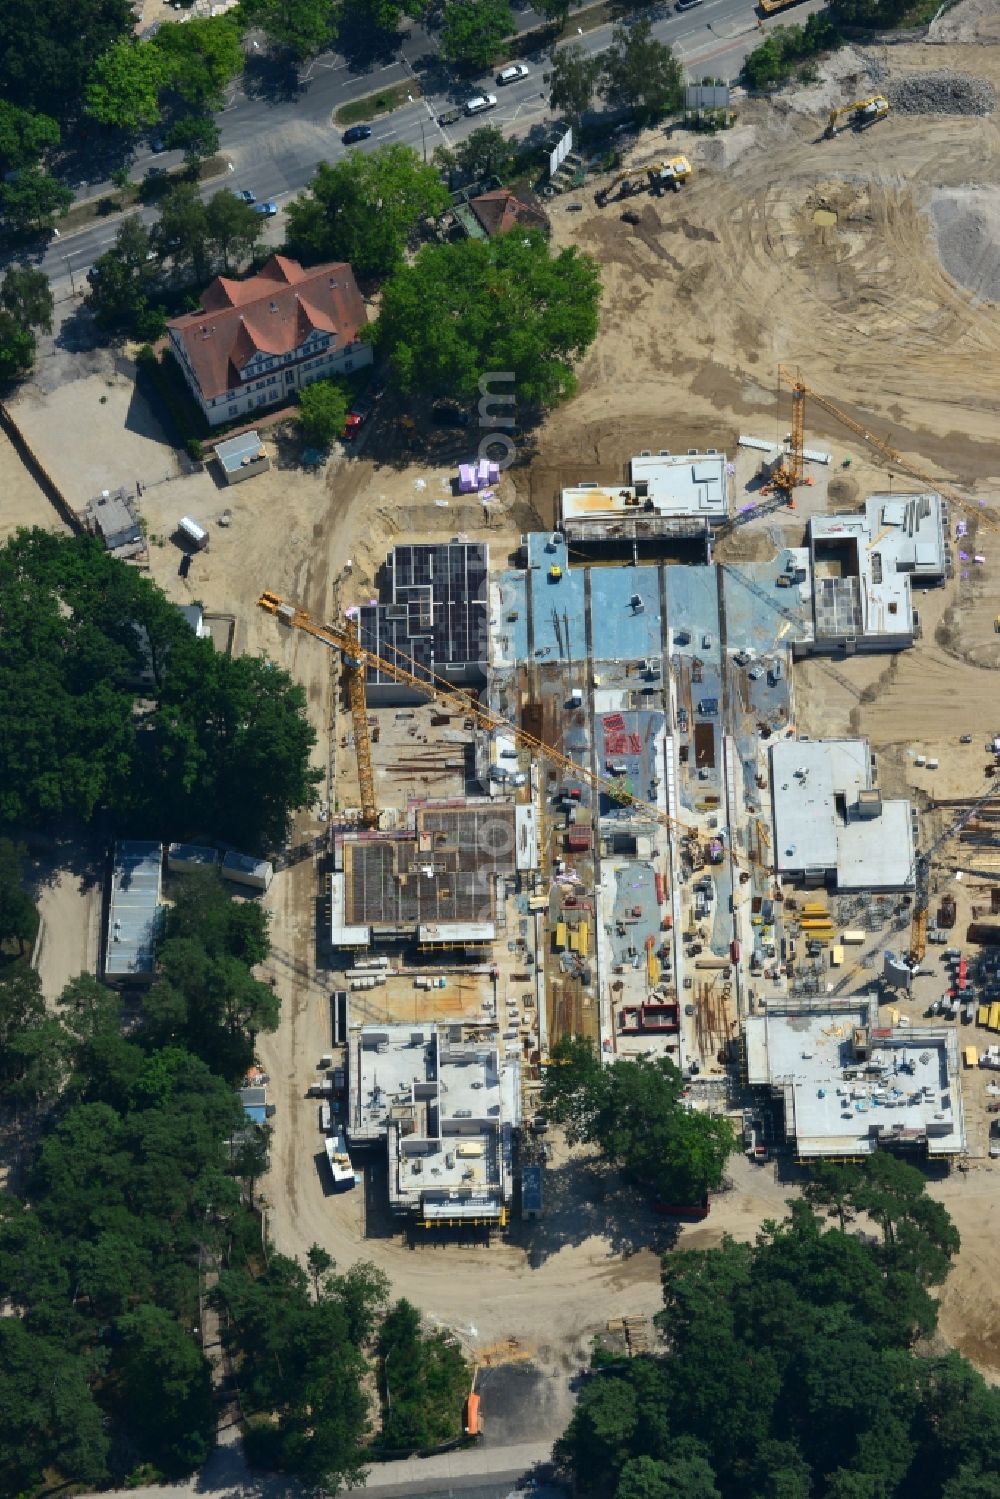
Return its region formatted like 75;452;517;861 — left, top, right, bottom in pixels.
595;156;692;207
825;96;890;138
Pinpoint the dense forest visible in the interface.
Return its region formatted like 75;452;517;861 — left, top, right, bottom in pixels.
0;530;321;851
557;1157;1000;1499
0;868;469;1495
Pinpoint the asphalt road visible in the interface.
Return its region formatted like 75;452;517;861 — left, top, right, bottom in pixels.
45;0;826;290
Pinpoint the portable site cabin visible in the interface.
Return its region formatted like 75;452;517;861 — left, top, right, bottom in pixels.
222;849;274;892
178;515;209;551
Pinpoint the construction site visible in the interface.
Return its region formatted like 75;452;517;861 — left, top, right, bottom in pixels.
10;0;1000;1403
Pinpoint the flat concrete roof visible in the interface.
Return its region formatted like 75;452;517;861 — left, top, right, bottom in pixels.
810;513;913;640
106;841;163;980
864;492;946;580
560;450;728;526
770;739;914;889
746;1001;965;1157
347;1023;519;1219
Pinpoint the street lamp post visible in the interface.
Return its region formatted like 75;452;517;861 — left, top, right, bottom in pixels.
63;255;77;296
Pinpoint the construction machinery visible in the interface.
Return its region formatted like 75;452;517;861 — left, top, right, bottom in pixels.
776;364;995;536
344;613;379;828
595;156;691;207
769;367;806;502
258;591;770;873
825;96;890;138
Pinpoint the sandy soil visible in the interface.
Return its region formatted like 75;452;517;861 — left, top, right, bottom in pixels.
0;430;70;542
33;868;103;1002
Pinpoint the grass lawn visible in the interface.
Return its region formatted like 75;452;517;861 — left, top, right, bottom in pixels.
58;154;229;236
335;82;419;127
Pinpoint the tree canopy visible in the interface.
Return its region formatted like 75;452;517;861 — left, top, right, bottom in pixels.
85;38;171;129
0;0;134;119
238;0;341;59
548;43;601;129
439;0;514;68
376;1298;471;1451
434;124;517;186
375;229;600;407
600;20;684;124
285;145;450;278
0;265;54;385
541;1037;734;1205
297;377;350;447
0;529;321;849
555;1177;988;1499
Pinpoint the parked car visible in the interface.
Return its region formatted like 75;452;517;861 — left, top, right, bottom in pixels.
150;137;166;153
343;389;379;442
255;200;279;217
431;399;471;427
497;62;530;85
464;94;498;116
342;124;372;145
233;188;256;204
676;0;704;8
437;107;462;126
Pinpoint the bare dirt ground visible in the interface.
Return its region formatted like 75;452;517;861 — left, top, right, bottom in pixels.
0;431;70;541
8;0;1000;1392
33;868;102;1002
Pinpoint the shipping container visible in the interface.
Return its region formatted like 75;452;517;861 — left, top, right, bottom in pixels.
456;1142;484;1158
655;872;666;904
842;930;866;945
831;945;844;968
578;920;590;953
978;1005;990;1027
554;922;567;951
566;830;592;852
465;1393;481;1437
964;1046;978;1069
178;514;209;550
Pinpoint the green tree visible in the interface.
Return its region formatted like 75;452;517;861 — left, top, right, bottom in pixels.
153;180;212;281
2;266;54;336
285;145;450;278
375;229;600;406
153;14;244;108
600;19;684;124
548;43;601;129
307;1243;334;1298
0;170;73;233
115;1304;216;1476
534;0;571;29
205;186;264;268
0;0;134;119
166;113;222;169
438;124;517;184
0;1321;109;1494
342;0;428;29
617;1452;722;1499
86;214;164;338
541;1038;734;1204
238;0;340;59
0;103;60;177
377;1298;471;1450
297;377;350;447
439;0;514;67
85;39;170;130
0;838;39;953
215;1252;369;1485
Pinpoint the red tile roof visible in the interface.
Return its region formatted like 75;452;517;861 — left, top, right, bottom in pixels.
168;255;367;401
468;188;549;238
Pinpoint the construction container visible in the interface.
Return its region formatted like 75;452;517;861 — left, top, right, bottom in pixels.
566;830;592;852
803;902;829;916
554;922;567;951
964;1046;978;1069
990;1003;1000;1032
465;1393;481;1438
831;945;844;967
178;514;209;550
655;873;666;904
456;1142;484;1158
842;930;866;945
978;1005;990;1028
578;921;590;953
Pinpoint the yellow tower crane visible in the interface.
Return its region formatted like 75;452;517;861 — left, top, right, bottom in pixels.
776;364;997;535
257;591;771;873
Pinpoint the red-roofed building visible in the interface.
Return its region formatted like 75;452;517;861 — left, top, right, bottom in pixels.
166;255;372;427
468;188;549;239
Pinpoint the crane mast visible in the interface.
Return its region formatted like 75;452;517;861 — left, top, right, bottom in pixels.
257;591;768;871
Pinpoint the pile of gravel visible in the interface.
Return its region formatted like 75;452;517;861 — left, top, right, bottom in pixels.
931;188;1000;303
885;71;996;116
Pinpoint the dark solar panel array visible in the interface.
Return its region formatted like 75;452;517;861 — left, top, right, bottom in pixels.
358;543;488;685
